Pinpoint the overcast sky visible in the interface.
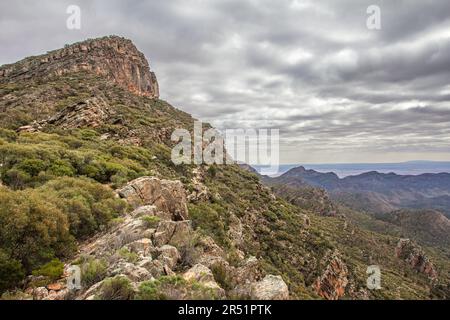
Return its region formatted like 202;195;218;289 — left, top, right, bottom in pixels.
1;0;450;164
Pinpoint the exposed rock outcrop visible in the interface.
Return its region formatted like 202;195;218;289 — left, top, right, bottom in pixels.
0;36;159;98
314;250;349;300
395;239;438;280
118;176;189;220
20;175;291;301
250;275;289;300
183;264;225;297
46;97;112;129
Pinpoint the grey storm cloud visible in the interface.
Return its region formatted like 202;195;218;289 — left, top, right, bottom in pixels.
1;0;450;163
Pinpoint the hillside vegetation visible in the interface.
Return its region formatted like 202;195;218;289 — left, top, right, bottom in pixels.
0;36;448;300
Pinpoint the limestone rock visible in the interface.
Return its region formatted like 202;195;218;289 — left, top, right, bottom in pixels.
110;262;150;282
183;264;225;298
126;238;154;257
131;205;158;217
153;220;192;247
33;287;49;300
80;216;150;257
118;176;188;220
157;245;180;270
251;275;289;300
143;260;166;277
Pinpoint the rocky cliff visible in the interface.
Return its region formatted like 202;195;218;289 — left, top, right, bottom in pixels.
0;36;159;98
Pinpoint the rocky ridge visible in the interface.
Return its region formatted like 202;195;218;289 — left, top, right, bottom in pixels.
24;176;289;300
0;36;159;98
1;36;448;301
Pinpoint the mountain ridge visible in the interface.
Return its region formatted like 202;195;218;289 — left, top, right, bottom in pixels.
1;36;449;300
272;165;450;216
0;35;159;99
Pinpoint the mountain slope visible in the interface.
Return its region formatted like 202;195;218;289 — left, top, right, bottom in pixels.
0;36;448;300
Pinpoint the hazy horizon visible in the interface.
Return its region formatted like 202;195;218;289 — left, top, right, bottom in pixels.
252;160;450;177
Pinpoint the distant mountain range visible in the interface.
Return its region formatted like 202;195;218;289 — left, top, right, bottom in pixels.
267;165;450;216
253;161;450;177
263;165;450;249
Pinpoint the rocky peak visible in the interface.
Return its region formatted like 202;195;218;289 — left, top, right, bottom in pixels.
0;36;159;98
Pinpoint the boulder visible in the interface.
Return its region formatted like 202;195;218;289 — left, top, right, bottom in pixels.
33;287;49;300
183;264;225;298
80;215;153;258
251;275;289;300
118;176;188;220
153;220;192;247
111;262;150;282
46;283;64;291
144;260;166;277
131;205;158;217
157;245;180;270
233;256;262;284
126;238;154;257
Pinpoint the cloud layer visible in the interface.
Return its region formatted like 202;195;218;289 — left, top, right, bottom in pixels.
1;0;450;163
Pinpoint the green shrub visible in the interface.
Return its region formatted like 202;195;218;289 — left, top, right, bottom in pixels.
136;276;220;300
211;263;234;291
39;177;128;238
140;215;161;228
98;276;135;300
188;203;230;247
32;258;64;281
0;176;126;292
17;159;47;177
116;248;138;263
0;187;74;271
135;280;166;300
0;250;25;293
2;169;31;189
81;258;108;287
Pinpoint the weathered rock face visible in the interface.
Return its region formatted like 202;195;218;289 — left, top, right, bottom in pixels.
314;250;349;300
45;97;112;129
183;264;225;297
395;239;438;280
0;36;159;98
250;275;289;300
118;176;189;220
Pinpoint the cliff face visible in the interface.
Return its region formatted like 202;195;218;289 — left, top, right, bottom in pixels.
0;36;159;98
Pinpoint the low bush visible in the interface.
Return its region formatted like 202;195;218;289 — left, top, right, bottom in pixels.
98;276;135;300
140;215;161;228
80;258;108;287
32;258;64;282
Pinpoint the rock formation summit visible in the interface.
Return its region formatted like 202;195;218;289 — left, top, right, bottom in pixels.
0;35;159;98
